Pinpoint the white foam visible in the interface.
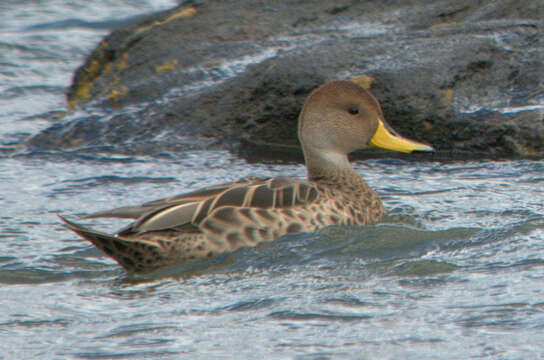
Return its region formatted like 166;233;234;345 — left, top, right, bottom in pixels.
460;104;544;114
497;104;544;114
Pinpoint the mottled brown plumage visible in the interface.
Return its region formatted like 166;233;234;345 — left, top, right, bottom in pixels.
61;80;433;273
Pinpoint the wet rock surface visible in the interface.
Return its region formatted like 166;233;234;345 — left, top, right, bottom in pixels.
28;0;543;159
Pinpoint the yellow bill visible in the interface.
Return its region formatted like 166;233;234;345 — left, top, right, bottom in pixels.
369;119;434;153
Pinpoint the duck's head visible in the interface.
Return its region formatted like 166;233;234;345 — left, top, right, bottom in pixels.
298;80;433;169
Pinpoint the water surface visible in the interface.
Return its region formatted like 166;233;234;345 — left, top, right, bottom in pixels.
1;1;544;359
2;154;544;359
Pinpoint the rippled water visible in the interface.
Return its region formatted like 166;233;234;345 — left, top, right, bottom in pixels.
0;0;178;149
2;1;544;359
2;154;544;359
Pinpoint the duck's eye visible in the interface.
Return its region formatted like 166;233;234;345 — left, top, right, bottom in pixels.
348;107;359;115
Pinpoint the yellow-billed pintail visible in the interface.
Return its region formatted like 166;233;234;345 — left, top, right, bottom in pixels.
60;80;433;273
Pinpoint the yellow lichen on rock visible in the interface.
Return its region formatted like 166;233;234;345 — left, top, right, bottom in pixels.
117;52;129;71
67;39;122;110
155;59;179;73
135;6;196;35
165;7;197;22
108;85;129;105
441;89;454;107
68;59;102;110
350;75;374;90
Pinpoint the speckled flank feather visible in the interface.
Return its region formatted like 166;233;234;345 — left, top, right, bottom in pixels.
61;80;431;273
60;176;382;273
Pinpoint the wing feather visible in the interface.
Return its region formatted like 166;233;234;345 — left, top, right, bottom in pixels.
86;175;323;237
129;202;200;233
83;176;268;220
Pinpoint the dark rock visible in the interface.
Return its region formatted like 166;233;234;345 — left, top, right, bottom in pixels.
27;0;544;159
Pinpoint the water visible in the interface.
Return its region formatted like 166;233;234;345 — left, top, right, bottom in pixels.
0;0;179;149
2;2;544;359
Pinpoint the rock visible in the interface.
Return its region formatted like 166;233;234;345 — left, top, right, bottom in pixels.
27;0;544;159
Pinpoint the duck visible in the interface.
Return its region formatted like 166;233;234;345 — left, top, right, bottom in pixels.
60;80;433;273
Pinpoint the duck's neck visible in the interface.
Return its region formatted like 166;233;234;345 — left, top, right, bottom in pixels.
304;149;369;190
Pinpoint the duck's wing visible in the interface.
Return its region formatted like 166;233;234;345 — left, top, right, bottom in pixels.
82;175;268;220
121;176;321;236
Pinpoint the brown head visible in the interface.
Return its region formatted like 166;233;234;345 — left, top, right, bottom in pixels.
297;80;433;176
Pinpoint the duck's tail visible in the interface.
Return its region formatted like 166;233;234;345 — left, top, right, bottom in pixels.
59;216;166;273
